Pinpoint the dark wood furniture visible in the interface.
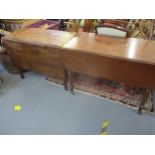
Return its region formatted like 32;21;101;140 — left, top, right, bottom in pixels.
102;19;129;30
63;33;155;89
2;28;75;89
2;28;155;114
62;33;155;114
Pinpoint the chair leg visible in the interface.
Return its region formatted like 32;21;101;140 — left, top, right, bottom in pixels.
138;89;150;114
63;69;69;90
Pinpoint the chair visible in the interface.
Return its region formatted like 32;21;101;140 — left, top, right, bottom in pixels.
101;19;129;30
95;25;127;37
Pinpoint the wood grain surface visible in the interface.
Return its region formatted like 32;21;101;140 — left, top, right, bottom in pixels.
2;28;155;89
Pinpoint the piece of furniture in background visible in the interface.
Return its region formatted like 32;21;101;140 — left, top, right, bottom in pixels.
26;20;60;30
65;19;130;33
139;19;155;40
0;19;42;32
95;25;128;37
65;19;80;32
127;19;155;40
65;19;98;33
59;19;68;31
0;19;60;32
101;19;129;30
148;19;155;40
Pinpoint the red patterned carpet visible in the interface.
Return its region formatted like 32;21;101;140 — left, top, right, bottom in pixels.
47;74;154;113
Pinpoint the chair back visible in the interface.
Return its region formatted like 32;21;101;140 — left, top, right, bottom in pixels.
96;26;127;37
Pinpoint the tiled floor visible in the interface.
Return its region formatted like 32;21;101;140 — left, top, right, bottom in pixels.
0;68;155;135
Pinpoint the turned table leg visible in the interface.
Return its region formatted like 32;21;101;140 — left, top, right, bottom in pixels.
138;89;150;114
64;69;69;90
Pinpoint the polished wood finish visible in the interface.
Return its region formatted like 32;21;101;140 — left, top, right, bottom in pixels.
3;28;75;46
2;28;76;89
64;32;155;66
63;32;155;113
62;48;155;89
63;32;155;89
2;28;155;113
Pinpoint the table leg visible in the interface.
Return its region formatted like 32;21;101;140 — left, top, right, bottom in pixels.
151;90;155;113
69;71;75;95
64;69;69;90
19;70;24;79
138;89;150;114
0;76;3;84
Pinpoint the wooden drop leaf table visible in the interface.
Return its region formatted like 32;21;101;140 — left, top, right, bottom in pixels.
2;28;155;114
